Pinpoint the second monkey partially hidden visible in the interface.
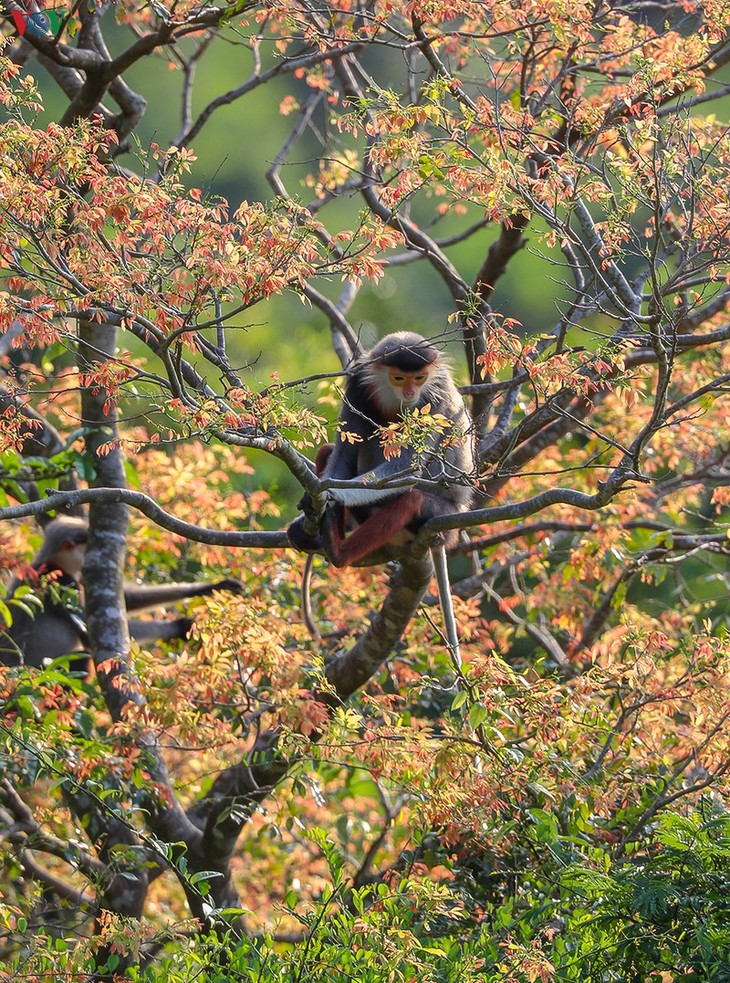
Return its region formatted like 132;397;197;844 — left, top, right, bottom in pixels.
1;516;244;672
288;331;474;566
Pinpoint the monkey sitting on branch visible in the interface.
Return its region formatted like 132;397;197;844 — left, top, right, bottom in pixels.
0;516;243;674
287;331;474;655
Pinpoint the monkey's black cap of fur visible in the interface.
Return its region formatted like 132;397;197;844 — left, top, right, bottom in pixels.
368;331;439;371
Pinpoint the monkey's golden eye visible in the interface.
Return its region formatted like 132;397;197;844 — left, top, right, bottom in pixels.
391;374;405;383
413;374;428;383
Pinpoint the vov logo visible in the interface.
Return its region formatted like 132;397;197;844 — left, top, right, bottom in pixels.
6;0;64;37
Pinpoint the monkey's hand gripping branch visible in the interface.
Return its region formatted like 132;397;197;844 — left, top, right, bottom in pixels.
287;485;331;555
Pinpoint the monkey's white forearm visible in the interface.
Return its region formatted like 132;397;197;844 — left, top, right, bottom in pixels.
325;458;417;507
328;484;402;507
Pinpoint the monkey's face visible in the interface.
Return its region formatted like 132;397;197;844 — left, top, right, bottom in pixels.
387;366;433;406
53;539;88;580
364;355;439;418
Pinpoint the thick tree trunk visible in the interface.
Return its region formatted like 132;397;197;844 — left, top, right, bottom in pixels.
79;319;148;980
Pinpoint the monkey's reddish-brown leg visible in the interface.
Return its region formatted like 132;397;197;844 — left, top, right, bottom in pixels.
323;490;424;567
